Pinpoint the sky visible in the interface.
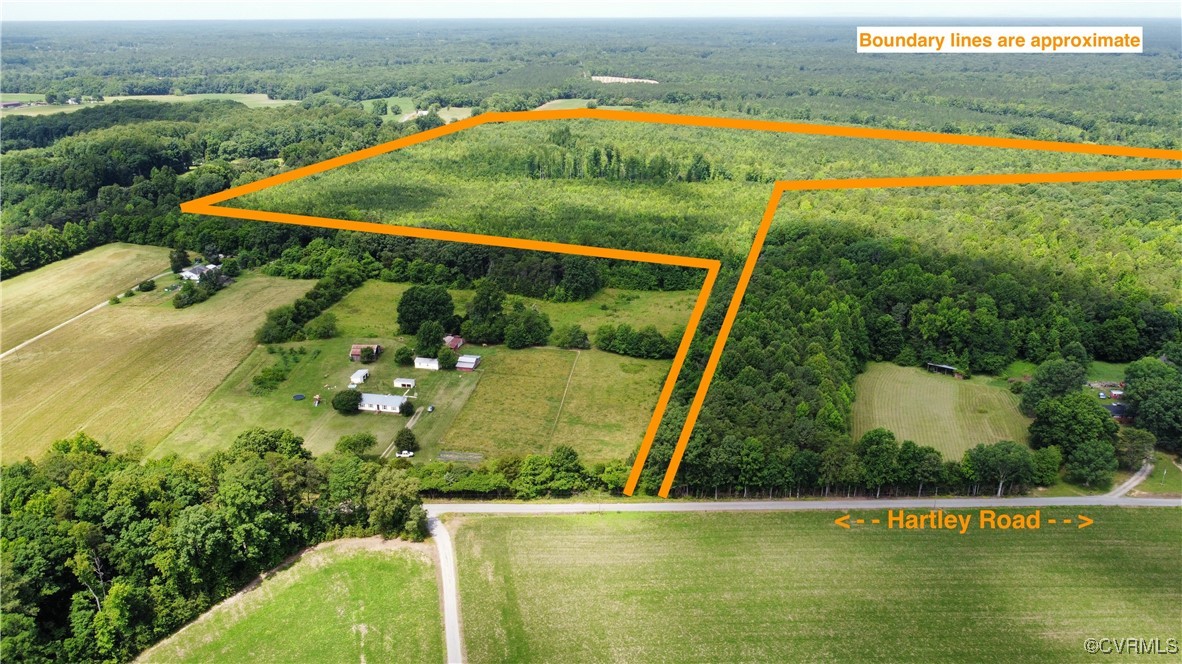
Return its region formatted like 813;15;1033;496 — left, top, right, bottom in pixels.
1;0;1178;22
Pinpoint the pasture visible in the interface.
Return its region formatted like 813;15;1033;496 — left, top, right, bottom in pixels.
1;272;312;461
0;243;170;352
852;362;1031;459
138;538;442;664
453;508;1182;664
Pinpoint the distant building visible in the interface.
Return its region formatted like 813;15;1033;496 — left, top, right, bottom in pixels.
925;362;963;378
180;264;215;281
456;354;482;371
0;101;23;109
349;344;383;362
350;369;370;384
444;335;465;351
415;357;441;371
394;378;416;389
1104;403;1133;424
358;393;407;414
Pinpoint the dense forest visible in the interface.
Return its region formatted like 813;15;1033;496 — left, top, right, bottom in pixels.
3;20;1179;148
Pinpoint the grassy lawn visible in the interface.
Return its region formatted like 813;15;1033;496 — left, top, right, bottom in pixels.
852;362;1032;459
0;243;170;352
360;96;416;120
550;350;669;460
454;509;1182;664
1087;360;1128;383
1132;451;1182;497
442;347;575;458
138;539;442;664
1031;467;1134;497
1;272;312;462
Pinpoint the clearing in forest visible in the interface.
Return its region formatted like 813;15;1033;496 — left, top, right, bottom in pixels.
851;362;1031;459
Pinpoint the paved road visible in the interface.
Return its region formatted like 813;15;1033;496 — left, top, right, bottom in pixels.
428;495;1180;516
0;269;174;360
428;517;464;664
1108;461;1154;497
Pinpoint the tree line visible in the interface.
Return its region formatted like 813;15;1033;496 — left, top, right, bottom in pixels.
1;428;427;663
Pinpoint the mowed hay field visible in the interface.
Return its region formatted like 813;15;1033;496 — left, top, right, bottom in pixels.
0;243;169;352
1;273;312;461
852;362;1031;459
138;539;442;664
454;509;1182;664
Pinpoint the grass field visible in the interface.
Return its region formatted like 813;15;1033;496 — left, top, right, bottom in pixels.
535;99;595;110
1088;360;1129;383
360;96;416;120
0;93;295;116
453;509;1182;664
138;538;442;664
1;272;312;461
852;362;1031;459
0;243;170;352
156;280;684;460
437;107;472;123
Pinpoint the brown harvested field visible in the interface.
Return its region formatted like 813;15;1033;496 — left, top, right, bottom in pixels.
852;362;1032;460
0;243;170;352
1;272;311;461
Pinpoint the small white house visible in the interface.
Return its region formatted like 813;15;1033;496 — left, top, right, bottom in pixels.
394;378;416;389
414;357;440;371
358;393;407;414
456;354;482;371
350;369;370;384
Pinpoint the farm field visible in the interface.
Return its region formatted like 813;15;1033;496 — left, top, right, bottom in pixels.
453;508;1182;664
137;538;442;664
155;279;685;460
360;95;416;119
852;362;1031;459
0;243;170;352
0;93;297;116
1;272;312;461
437;106;472;122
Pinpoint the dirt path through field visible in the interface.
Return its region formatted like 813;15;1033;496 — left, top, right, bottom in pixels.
0;269;173;360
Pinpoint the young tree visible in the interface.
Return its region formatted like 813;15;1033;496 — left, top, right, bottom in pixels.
359;346;376;363
1031;445;1062;486
438;347;458;370
1065;439;1118;487
398;400;415;417
554;324;591;349
415;320;445;358
1114;427;1156;471
395;428;418;452
336;432;377;456
394;346;414;366
169;247;190;273
332;389;363;414
858;428;899;498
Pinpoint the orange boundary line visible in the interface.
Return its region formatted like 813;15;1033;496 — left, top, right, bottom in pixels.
178;108;1181;498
